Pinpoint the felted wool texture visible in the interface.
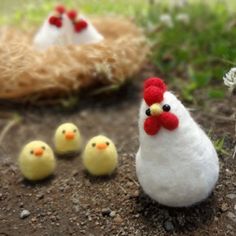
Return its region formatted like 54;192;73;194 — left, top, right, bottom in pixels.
19;140;56;181
0;17;149;101
33;14;75;50
72;15;104;45
83;135;118;176
54;123;81;154
136;81;219;207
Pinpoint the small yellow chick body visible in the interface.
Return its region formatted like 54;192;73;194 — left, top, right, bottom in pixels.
18;140;56;181
54;123;81;154
83;135;118;176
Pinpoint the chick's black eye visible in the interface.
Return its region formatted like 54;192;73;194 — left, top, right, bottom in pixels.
145;108;151;116
73;129;77;133
92;143;96;147
30;150;34;154
106;142;110;146
162;104;171;112
42;146;46;150
62;130;66;134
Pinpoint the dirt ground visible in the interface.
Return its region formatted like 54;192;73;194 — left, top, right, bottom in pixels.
0;69;235;236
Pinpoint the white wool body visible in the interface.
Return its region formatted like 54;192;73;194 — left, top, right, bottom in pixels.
33;14;74;50
73;16;104;45
136;91;219;207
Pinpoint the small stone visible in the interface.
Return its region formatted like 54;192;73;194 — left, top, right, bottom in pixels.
101;208;111;216
72;170;79;176
226;194;236;200
163;220;174;232
36;193;44;200
20;210;31;219
221;203;229;212
227;212;236;223
109;211;116;218
130;190;139;198
227;224;233;230
114;215;123;224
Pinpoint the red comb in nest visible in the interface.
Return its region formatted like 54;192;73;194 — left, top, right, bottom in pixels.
55;5;66;14
67;10;78;21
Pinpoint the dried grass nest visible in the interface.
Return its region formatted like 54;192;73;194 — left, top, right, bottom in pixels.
0;17;149;101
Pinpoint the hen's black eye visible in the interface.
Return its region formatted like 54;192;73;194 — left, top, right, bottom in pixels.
92;143;96;147
162;104;171;112
145;108;151;116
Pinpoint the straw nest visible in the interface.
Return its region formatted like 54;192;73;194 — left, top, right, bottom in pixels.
0;17;149;102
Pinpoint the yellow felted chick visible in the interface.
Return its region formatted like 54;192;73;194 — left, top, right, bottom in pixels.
18;141;56;181
54;123;81;154
83;135;118;176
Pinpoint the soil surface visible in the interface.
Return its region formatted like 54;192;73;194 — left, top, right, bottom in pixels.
0;68;235;236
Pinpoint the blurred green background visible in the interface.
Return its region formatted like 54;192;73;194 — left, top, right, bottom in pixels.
0;0;235;103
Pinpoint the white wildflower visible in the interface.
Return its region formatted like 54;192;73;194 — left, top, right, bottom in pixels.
159;14;174;28
223;68;236;92
170;0;188;8
176;13;190;24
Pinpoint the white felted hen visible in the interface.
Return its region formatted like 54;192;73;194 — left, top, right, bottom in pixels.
136;77;219;207
66;9;104;45
33;6;74;50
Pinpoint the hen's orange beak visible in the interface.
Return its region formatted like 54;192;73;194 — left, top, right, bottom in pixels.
34;147;44;157
150;103;163;116
96;143;107;150
65;131;75;140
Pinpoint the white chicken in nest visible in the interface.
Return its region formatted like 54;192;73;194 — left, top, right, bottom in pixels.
33;5;103;50
136;77;219;207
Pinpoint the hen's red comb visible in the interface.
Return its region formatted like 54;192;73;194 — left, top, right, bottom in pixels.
144;77;167;92
67;10;77;21
144;86;164;106
143;77;167;106
55;5;66;14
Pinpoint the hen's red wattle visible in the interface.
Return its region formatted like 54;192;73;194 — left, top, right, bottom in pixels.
74;20;88;33
144;117;161;136
159;112;179;130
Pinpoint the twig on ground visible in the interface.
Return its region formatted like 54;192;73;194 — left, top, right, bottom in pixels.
0;114;22;145
232;146;236;159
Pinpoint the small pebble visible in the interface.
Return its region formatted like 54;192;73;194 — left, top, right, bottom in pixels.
114;215;123;224
226;194;236;200
20;210;31;219
221;203;229;212
227;212;236;223
102;208;111;216
110;211;116;218
36;193;44;200
163;220;174;232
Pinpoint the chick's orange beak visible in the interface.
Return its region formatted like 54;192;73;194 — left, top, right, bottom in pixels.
65;131;75;140
34;147;44;157
96;143;107;150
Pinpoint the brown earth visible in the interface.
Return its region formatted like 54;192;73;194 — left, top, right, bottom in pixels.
0;68;235;236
